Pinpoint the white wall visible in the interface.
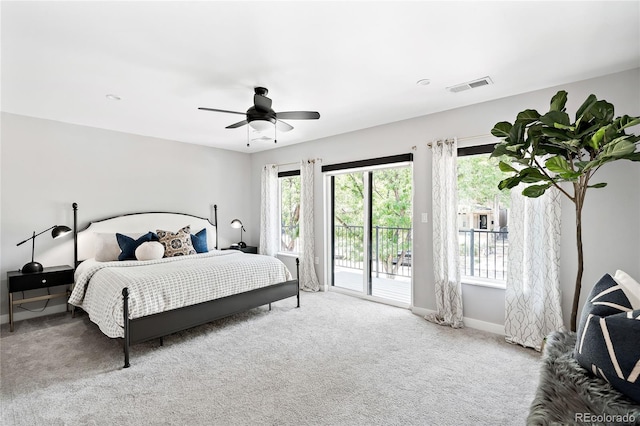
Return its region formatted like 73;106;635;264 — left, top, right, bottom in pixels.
2;69;638;330
249;68;640;331
0;113;252;323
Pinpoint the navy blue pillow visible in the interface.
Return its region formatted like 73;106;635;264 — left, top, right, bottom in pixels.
190;228;208;253
116;232;158;261
574;273;640;403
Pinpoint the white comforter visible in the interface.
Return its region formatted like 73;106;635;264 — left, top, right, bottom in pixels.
69;250;292;338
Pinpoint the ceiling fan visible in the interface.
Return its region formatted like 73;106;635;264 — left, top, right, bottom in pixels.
198;87;320;139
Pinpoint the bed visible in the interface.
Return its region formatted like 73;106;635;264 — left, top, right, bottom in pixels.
68;203;299;368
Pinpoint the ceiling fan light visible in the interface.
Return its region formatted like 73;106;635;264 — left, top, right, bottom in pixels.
249;119;274;131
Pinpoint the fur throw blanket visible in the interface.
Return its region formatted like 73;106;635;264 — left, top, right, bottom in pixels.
527;331;640;425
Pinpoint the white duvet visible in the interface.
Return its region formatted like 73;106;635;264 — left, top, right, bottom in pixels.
69;250;292;338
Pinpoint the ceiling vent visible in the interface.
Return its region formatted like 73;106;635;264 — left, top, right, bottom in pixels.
446;76;493;93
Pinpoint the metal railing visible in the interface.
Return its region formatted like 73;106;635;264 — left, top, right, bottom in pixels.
332;225;509;282
334;225;412;278
458;229;509;281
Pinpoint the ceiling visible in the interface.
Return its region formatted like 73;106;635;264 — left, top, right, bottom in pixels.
2;1;639;153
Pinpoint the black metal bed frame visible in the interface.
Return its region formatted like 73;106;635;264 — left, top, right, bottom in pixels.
72;202;300;368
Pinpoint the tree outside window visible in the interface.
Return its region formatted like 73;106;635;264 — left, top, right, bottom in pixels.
280;175;300;252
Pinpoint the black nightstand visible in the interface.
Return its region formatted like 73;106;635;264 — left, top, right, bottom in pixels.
222;246;258;254
7;265;74;332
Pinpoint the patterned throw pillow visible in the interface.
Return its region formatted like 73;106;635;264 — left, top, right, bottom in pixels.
574;273;640;403
156;225;196;257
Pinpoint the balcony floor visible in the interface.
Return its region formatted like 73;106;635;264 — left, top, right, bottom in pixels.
333;266;411;304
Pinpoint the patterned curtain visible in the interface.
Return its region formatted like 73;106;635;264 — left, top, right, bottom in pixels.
505;185;564;350
426;138;464;328
299;160;320;291
259;164;279;257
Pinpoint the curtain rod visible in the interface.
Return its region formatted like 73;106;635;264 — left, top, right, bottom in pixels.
427;134;494;148
266;158;323;169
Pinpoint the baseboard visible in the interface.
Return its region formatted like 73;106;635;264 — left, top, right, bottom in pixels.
0;304;69;326
411;306;505;336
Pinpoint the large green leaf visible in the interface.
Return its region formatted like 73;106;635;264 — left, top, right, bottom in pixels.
519;168;548;183
589;127;607;150
541;126;571;141
601;138;637;158
575;94;598;123
550;90;568;112
516;109;541;125
614;115;640;131
509;121;525;144
522;183;552;198
545;156;572;174
588;183;607;189
624;152;640;161
491;122;512;139
498;161;517;172
540;111;571;128
591;100;615;123
498;175;523;190
490;143;512;158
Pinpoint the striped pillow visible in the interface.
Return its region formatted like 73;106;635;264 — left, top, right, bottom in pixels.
574;273;640;403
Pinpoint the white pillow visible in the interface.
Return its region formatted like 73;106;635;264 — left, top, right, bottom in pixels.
94;233;121;262
613;269;640;309
135;241;165;261
94;232;143;262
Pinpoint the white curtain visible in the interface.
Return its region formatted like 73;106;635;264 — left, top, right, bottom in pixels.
505;185;564;350
259;164;279;257
299;160;320;291
426;138;464;328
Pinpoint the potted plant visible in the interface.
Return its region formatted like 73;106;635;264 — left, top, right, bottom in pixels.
491;90;639;331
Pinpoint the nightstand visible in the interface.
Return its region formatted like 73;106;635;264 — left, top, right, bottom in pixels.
7;265;74;332
222;246;258;254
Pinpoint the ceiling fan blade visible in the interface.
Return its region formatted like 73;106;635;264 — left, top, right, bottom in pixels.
198;107;246;115
226;120;248;129
254;94;272;112
275;111;320;120
276;120;294;132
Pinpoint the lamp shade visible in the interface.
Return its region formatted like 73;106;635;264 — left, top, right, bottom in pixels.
52;225;72;239
230;219;246;248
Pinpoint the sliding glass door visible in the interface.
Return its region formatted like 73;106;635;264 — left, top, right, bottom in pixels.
332;172;367;293
329;162;412;305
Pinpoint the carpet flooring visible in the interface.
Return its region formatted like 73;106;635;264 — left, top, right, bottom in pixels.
1;291;540;425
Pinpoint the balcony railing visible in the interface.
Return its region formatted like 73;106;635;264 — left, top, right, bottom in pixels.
334;225;412;278
458;228;509;281
332;224;509;282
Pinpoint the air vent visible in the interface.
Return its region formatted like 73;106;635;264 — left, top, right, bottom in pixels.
446;76;493;93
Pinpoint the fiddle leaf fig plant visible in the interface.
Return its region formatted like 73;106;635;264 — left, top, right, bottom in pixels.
491;90;640;331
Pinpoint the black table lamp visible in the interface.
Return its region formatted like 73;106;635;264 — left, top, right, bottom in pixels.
16;225;72;273
230;219;247;248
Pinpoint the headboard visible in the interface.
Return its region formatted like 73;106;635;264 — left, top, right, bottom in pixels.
73;203;218;266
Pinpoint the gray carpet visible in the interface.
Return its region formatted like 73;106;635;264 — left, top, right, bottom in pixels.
1;291;540;425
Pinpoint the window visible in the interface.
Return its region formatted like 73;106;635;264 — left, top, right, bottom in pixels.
279;171;300;253
457;145;510;283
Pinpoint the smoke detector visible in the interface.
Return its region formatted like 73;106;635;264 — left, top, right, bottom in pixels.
446;76;493;93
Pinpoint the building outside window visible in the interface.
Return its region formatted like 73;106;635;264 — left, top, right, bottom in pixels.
457;146;510;283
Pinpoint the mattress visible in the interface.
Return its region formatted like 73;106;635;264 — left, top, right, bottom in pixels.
69;250;292;338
